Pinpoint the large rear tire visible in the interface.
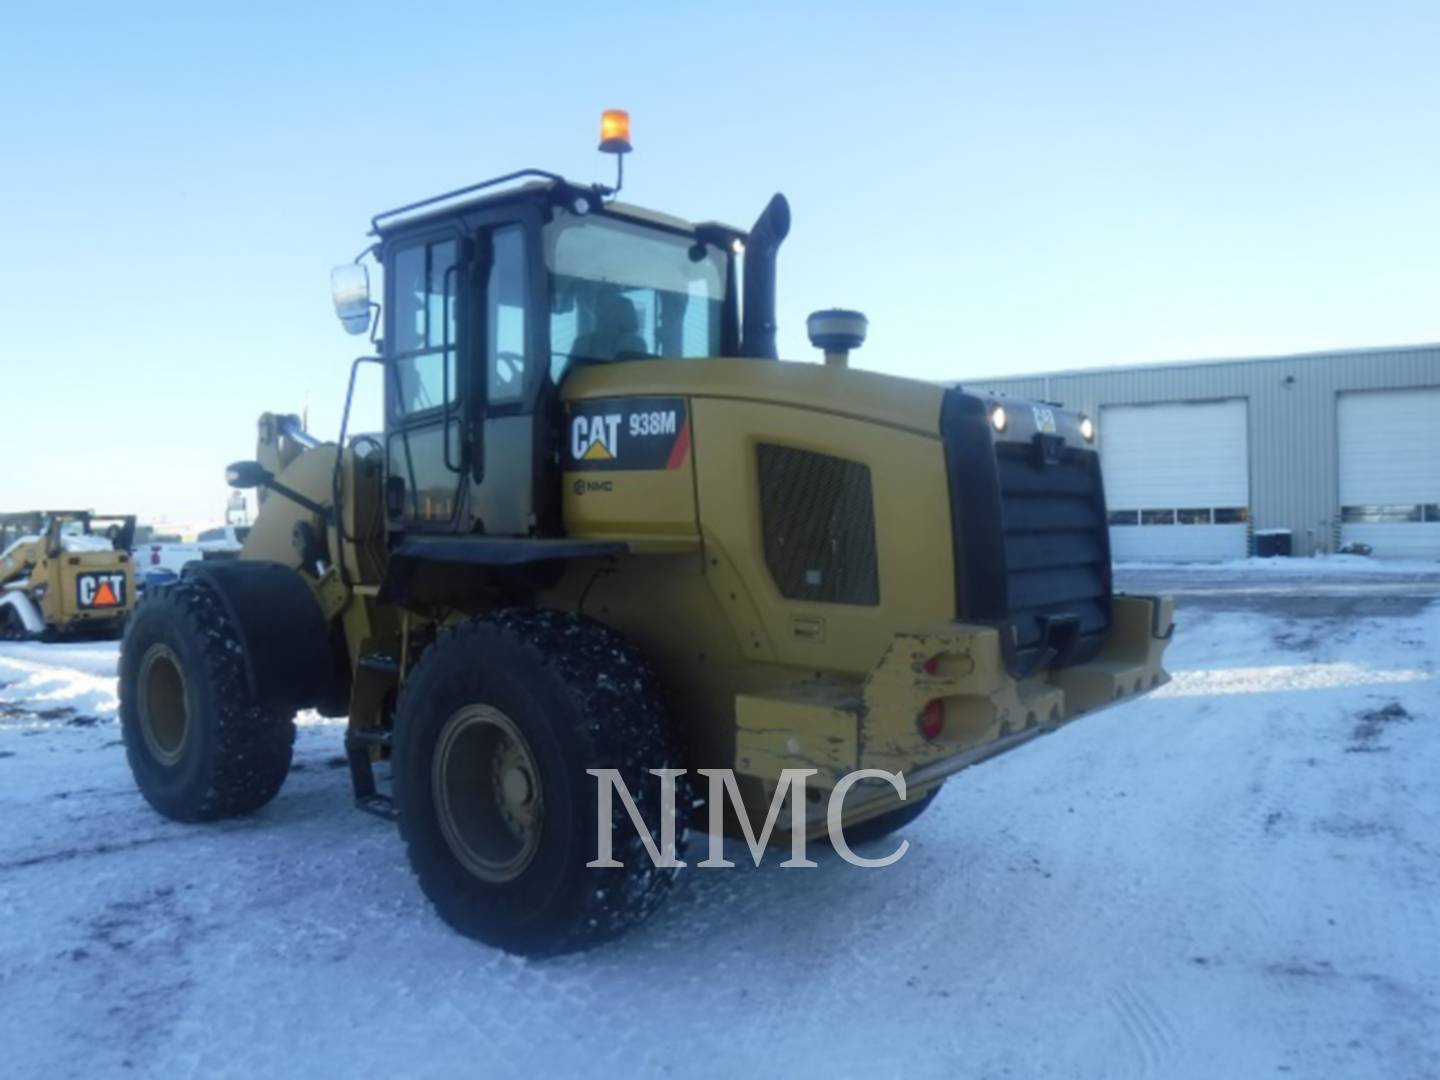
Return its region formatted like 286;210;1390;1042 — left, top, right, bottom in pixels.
393;609;684;957
119;579;295;821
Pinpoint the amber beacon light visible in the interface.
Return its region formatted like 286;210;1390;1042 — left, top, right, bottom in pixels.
599;109;632;154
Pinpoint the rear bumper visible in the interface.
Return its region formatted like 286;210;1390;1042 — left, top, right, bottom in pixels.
734;594;1174;820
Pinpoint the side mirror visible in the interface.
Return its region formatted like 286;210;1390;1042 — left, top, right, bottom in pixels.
331;263;372;335
225;460;274;490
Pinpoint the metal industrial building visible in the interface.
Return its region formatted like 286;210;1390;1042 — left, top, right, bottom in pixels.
967;343;1440;562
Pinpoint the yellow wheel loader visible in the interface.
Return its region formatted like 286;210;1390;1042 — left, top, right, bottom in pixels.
118;116;1173;956
1;511;137;640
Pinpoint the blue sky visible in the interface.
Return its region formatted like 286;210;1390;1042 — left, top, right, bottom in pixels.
3;2;1437;523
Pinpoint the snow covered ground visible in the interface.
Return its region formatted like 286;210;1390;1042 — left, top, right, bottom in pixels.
2;567;1438;1078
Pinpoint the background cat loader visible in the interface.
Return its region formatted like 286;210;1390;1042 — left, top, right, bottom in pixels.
1;511;136;639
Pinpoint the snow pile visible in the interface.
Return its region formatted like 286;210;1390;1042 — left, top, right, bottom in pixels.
0;644;119;719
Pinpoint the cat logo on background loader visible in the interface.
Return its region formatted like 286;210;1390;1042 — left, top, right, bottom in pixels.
77;572;126;609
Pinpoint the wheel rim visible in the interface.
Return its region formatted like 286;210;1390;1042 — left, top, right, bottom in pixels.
137;644;189;766
433;704;543;883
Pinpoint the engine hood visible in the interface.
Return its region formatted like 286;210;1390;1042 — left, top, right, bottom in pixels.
562;358;947;439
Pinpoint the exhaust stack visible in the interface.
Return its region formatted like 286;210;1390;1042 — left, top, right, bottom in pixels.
739;193;791;359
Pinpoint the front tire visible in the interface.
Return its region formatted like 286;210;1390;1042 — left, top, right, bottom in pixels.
119;580;295;821
393;609;684;956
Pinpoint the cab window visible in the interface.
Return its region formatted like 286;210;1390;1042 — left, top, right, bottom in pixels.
390;238;458;416
486;225;529;405
544;212;726;383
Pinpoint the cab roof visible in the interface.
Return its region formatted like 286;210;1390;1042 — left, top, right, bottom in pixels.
369;170;742;244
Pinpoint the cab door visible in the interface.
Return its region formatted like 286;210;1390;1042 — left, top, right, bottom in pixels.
384;206;555;537
465;212;557;536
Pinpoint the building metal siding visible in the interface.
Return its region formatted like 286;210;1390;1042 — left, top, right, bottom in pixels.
963;344;1440;556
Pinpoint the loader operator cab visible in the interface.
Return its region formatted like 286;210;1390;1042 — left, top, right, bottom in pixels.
355;179;751;540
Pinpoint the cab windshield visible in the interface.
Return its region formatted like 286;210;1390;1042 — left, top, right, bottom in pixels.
543;212;727;383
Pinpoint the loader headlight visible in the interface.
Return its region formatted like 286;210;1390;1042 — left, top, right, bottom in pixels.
226;460;273;489
989;404;1008;433
1079;415;1095;442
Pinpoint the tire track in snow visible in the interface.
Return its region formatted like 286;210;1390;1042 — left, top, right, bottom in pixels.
0;818;269;872
1106;981;1180;1078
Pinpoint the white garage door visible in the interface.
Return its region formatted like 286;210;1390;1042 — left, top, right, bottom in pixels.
1338;388;1440;560
1101;400;1250;562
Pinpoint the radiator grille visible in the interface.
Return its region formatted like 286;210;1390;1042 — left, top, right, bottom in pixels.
994;442;1111;663
757;444;879;605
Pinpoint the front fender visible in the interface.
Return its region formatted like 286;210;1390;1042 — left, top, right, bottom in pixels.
182;560;347;716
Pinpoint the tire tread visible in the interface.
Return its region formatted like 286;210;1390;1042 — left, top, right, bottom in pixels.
395;608;684;955
120;578;294;821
